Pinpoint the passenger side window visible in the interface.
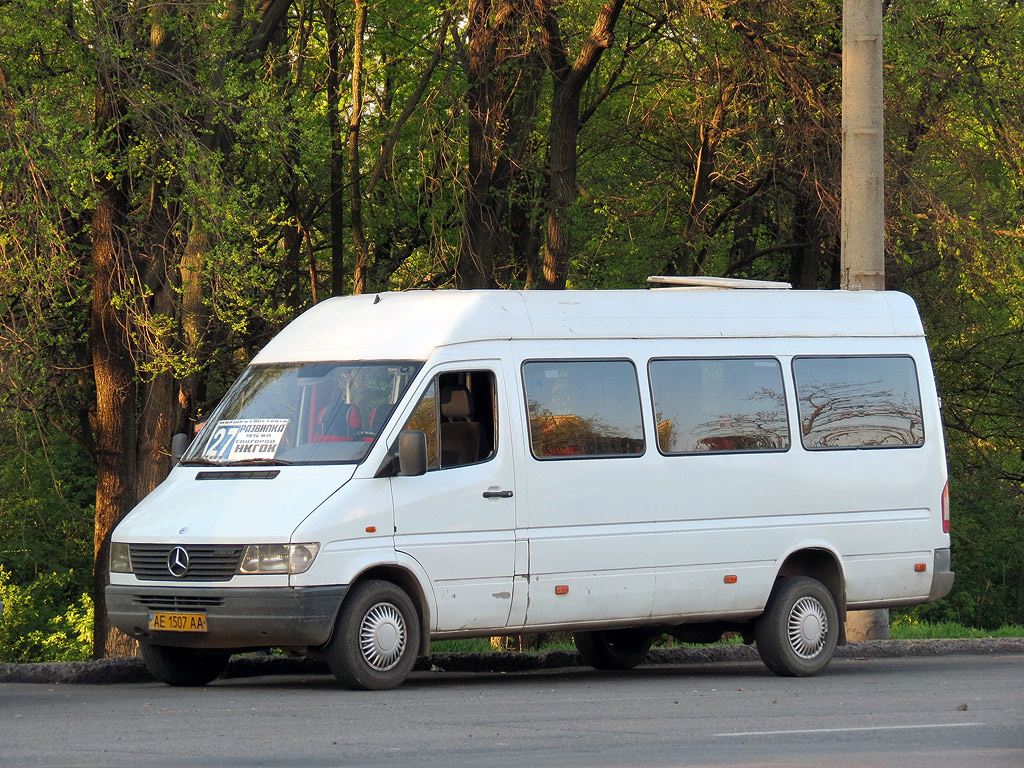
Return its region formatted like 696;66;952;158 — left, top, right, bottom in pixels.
405;380;439;470
523;360;645;459
793;356;925;449
403;370;498;470
649;358;790;454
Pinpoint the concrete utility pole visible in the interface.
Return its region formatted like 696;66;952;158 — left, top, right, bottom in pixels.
841;0;885;292
842;0;889;641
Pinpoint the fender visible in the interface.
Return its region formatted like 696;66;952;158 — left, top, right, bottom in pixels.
769;542;847;616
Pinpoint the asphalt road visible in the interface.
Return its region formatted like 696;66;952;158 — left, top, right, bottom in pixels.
2;653;1022;768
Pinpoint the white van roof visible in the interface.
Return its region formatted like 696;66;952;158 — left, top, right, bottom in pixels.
251;289;925;363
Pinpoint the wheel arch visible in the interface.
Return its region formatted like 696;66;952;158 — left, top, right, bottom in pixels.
350;564;432;656
774;547;847;645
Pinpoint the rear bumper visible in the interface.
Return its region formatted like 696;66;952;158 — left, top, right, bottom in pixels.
928;548;955;602
105;584;348;650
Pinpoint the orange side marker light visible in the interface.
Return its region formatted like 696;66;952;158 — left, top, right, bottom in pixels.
555;585;569;595
724;575;738;584
915;563;927;572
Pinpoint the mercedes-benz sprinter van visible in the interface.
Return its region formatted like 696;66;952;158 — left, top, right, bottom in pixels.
106;281;953;689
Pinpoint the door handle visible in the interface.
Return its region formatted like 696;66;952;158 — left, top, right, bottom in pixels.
482;489;514;499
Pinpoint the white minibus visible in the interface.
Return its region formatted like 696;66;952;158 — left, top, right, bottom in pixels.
106;280;953;689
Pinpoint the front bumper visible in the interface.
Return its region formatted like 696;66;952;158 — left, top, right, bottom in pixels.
105;584;348;649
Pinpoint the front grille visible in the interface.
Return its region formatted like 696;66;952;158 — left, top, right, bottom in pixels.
129;544;244;582
132;594;225;610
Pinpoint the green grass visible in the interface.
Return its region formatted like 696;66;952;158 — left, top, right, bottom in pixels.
888;621;1024;640
429;638;498;654
429;636;577;654
429;622;1024;655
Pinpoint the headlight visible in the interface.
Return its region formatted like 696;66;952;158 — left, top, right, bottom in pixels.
110;542;132;573
237;543;320;575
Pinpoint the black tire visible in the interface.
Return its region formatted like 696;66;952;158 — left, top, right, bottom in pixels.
325;580;420;691
574;629;652;671
141;644;230;687
754;576;839;677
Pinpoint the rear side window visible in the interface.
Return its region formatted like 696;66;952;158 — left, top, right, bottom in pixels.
793;356;925;450
649;358;790;454
523;360;645;459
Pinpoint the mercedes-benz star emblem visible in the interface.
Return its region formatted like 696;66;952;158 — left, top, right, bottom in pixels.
167;546;190;578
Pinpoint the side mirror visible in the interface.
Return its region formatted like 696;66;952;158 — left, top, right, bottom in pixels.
171;432;191;464
397;430;428;477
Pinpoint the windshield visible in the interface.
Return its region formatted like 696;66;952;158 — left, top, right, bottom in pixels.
182;361;421;466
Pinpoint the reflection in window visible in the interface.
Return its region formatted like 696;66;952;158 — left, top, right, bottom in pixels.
405;380;439;470
793;356;924;449
524;360;644;459
403;370;497;470
649;358;790;454
182;361;420;465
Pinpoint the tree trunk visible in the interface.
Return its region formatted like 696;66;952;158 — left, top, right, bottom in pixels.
349;0;370;295
535;0;625;290
90;18;140;654
459;0;543;289
137;175;178;499
321;0;346;296
458;0;502;289
791;194;823;290
178;221;209;433
510;164;543;287
540;86;580;289
136;234;177;496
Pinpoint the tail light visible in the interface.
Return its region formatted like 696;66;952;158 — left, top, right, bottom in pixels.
941;481;950;534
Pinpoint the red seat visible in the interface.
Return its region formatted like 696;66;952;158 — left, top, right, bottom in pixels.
311;403;362;442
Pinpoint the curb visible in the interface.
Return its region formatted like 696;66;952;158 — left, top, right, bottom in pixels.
2;638;1022;685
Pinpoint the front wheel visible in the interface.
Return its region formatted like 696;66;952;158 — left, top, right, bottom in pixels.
574;629;652;671
141;644;230;687
754;576;839;677
325;580;420;690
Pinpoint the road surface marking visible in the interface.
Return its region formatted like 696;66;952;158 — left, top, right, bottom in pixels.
718;723;986;737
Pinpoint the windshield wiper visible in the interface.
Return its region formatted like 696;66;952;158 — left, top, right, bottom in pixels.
225;457;294;466
179;458;226;467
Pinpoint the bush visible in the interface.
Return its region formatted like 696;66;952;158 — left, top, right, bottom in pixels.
0;417;95;661
0;566;94;662
938;447;1023;629
0;422;94;586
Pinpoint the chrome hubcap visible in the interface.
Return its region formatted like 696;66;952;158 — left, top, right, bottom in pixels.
359;602;407;672
787;596;828;659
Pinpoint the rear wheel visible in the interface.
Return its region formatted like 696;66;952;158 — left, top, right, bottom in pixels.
325;580;420;690
754;576;838;677
574;629;652;671
141;644;230;687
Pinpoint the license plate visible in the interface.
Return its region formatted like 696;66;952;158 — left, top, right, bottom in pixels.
148;612;208;633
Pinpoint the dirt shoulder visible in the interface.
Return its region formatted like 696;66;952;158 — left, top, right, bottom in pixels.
2;637;1022;685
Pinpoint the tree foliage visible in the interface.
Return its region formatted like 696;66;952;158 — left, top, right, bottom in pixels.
0;567;94;663
0;417;94;661
0;0;1022;659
